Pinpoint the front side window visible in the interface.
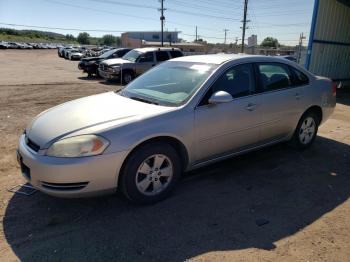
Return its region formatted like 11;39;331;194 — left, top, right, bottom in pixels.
120;61;218;106
155;51;170;62
211;63;256;98
258;63;292;91
138;52;154;63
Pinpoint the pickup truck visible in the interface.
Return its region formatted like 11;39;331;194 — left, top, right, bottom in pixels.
78;48;131;77
98;47;183;84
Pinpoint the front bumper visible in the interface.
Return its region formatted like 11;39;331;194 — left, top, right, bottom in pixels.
17;134;128;198
98;68;120;80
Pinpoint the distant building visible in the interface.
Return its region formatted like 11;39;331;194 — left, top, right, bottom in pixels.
121;31;179;48
121;31;206;54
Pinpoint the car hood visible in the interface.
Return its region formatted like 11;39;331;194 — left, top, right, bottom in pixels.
26;92;172;148
103;58;133;66
81;57;102;63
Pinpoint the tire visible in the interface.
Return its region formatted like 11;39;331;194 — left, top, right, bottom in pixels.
119;142;182;204
290;111;319;150
122;71;134;85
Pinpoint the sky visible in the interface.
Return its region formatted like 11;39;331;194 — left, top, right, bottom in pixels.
0;0;315;46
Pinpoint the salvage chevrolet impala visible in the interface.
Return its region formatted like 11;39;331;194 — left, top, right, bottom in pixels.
17;54;336;204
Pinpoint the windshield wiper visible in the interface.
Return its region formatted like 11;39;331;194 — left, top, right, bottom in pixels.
129;96;158;105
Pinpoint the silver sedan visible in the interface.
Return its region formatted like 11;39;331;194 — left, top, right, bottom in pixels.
17;54;336;204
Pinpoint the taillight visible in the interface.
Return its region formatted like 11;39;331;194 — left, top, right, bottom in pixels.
332;82;337;97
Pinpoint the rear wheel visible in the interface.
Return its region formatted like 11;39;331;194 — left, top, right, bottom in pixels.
291;112;319;149
119;142;181;204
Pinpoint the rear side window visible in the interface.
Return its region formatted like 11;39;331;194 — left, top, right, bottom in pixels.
170;50;183;58
211;63;256;98
258;63;292;91
155;51;170;62
289;66;309;86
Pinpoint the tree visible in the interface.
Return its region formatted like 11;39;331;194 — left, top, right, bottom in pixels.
101;34;118;46
65;34;75;41
261;37;279;48
77;32;90;44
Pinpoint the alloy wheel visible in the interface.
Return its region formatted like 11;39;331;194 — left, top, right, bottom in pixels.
299;117;316;145
135;154;173;196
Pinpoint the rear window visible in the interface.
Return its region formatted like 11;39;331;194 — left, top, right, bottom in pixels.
170;50;183;58
289;66;309;86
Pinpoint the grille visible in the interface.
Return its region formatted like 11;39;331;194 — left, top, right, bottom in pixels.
99;64;108;71
41;181;89;191
26;137;40;152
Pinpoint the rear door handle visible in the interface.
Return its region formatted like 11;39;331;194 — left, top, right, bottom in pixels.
246;103;257;111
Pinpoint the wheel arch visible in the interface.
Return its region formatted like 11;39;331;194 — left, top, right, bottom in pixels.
121;68;135;77
302;105;323;124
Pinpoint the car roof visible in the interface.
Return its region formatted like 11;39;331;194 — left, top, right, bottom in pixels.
134;47;182;53
171;53;298;65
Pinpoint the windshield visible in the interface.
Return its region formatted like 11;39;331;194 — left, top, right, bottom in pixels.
99;49;117;58
120;61;218;106
122;49;141;62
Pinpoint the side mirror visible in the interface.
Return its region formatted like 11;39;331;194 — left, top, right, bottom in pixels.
208;91;233;104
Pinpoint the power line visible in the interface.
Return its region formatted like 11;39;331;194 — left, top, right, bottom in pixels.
0;22;125;33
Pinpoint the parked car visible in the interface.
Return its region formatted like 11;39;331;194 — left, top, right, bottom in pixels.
0;41;9;49
78;48;132;77
64;48;79;59
280;55;297;62
7;42;21;49
98;47;183;84
17;54;336;204
68;50;84;60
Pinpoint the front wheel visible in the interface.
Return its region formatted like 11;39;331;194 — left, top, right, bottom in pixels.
291;112;319;149
119;142;181;204
122;71;133;85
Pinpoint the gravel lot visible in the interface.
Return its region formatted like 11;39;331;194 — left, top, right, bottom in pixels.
0;49;349;262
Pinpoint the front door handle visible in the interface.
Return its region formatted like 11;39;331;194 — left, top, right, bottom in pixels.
246;103;257;111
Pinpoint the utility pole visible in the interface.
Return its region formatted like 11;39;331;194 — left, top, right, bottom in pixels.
241;0;249;53
159;0;166;47
224;29;229;45
195;26;198;42
297;32;306;63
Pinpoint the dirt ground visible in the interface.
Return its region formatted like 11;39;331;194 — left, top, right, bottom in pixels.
0;50;349;262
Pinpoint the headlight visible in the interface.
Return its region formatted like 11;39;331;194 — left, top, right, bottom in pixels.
46;135;109;158
111;65;120;73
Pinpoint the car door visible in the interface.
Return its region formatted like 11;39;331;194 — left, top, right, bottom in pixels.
135;51;155;76
256;62;306;143
194;63;262;162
